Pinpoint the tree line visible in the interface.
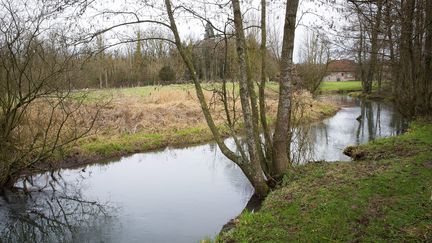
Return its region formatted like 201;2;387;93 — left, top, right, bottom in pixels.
68;25;281;89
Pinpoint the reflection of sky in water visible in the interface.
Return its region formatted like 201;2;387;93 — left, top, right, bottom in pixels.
0;96;406;243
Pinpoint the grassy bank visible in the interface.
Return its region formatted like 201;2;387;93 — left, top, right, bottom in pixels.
218;120;432;242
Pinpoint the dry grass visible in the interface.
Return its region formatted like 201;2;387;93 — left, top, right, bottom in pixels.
90;86;336;137
93;89;210;135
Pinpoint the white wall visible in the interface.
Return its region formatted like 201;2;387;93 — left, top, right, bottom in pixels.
323;72;356;82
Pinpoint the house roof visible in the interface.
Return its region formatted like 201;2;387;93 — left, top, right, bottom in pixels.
327;60;357;72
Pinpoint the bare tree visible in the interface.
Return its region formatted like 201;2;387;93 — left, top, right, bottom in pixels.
0;0;98;192
297;31;331;95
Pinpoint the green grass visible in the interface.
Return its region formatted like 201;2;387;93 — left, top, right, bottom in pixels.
79;133;166;157
76;126;219;158
318;81;364;92
219;120;432;242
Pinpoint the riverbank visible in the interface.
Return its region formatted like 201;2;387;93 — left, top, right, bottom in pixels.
348;90;393;101
33;85;339;172
218;119;432;242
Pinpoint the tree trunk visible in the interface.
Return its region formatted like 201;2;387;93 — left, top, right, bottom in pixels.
99;72;103;89
259;0;274;174
425;0;432;112
365;0;383;94
358;21;367;89
398;0;415;116
272;0;299;176
385;1;397;97
105;70;108;88
231;0;269;196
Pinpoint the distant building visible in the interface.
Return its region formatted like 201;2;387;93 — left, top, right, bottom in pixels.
323;60;358;82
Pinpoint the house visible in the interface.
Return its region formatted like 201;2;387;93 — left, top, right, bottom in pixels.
323;60;357;82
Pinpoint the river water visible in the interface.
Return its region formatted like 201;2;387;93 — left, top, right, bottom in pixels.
0;96;407;243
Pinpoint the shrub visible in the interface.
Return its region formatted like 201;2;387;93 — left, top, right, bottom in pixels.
159;65;176;82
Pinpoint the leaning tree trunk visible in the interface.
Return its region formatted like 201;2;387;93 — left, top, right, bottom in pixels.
272;0;299;177
231;0;269;196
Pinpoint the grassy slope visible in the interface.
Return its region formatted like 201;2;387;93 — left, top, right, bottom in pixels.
219;121;432;242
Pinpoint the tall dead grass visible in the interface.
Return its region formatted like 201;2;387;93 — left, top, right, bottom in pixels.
89;87;334;137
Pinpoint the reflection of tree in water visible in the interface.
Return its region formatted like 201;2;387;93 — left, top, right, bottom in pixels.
366;101;375;141
389;105;409;135
0;175;115;243
356;100;378;143
290;125;316;164
356;99;408;144
375;103;382;137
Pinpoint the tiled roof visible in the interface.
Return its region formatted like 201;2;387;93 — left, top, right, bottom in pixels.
327;60;357;72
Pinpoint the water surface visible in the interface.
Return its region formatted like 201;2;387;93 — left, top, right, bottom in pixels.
302;95;407;162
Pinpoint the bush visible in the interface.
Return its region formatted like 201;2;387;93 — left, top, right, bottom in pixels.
297;63;327;94
159;65;176;82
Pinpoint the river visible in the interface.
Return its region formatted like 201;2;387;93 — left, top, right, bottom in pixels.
0;96;407;243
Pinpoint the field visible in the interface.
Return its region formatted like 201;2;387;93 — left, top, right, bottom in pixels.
218;120;432;242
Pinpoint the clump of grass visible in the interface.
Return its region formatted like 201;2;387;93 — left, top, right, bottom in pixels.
219;121;432;242
344;121;432;160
